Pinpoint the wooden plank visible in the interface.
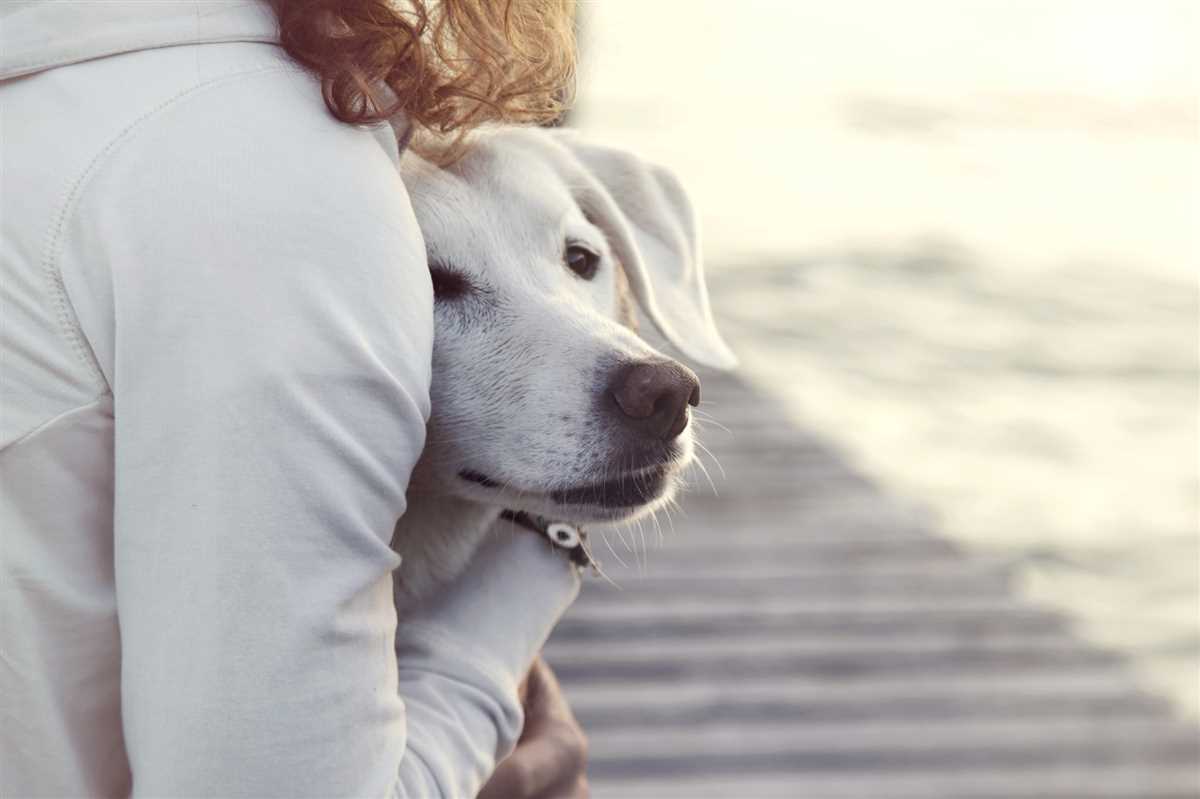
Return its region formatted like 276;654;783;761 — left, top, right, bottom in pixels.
588;767;1200;799
557;671;1172;717
552;604;1071;641
579;716;1199;763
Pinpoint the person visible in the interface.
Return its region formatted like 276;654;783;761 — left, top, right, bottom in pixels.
0;1;588;796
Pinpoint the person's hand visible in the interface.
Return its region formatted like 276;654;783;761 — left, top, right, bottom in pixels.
479;656;589;799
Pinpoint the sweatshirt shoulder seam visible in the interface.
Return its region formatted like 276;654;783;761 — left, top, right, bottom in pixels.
40;64;293;394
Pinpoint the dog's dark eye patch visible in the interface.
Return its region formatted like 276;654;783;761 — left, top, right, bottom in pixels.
564;242;600;281
429;261;472;301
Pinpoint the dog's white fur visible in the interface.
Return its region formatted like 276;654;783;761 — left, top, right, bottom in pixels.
391;128;735;603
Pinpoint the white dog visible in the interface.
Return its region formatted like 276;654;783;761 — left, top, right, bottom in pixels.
392;127;736;603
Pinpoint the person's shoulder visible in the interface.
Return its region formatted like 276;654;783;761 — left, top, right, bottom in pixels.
63;45;427;370
77;47;417;268
124;57;402;204
40;43;429;417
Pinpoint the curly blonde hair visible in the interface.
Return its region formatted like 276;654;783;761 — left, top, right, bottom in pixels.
272;0;576;152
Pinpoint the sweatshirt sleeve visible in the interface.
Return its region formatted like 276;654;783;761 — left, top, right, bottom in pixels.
62;67;578;798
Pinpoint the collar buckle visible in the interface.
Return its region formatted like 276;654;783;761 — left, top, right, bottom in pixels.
501;510;597;572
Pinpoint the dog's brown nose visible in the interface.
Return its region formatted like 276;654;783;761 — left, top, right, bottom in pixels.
609;360;701;441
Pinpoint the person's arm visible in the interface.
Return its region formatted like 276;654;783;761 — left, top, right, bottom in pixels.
395;535;582;797
65;68;577;797
480;657;590;799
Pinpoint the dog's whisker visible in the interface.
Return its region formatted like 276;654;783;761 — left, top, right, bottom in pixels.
613;522;635;556
662;500;678;536
649;507;665;547
693;438;727;480
586;544;621;590
634;515;648;573
691;454;720;498
691;411;731;434
598;528;629;570
630;456;655;564
619;519;635;558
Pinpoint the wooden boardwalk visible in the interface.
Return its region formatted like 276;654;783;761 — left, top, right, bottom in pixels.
544;369;1200;799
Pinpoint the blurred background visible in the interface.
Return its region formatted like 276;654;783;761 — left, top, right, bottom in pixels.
543;1;1199;796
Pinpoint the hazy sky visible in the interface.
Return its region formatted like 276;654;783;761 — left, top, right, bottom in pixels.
574;0;1198;276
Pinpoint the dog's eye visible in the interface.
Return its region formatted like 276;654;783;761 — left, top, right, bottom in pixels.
564;243;600;280
429;262;471;301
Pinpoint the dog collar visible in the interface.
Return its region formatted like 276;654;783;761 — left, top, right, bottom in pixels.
500;510;596;571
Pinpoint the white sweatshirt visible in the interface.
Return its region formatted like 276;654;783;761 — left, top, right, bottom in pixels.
0;3;579;797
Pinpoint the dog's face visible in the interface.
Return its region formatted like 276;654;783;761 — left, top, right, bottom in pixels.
400;128;735;524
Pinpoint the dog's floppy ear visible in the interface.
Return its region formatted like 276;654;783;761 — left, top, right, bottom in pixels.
546;130;737;369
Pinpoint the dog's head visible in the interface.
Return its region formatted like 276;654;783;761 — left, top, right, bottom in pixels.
400;127;735;524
